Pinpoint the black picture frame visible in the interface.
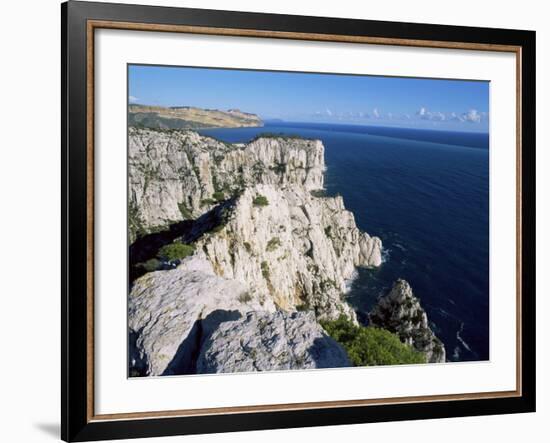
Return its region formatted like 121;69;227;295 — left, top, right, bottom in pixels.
62;1;536;441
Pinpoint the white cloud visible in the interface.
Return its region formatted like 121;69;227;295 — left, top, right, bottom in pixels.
417;107;428;118
129;95;139;103
417;108;444;121
432;111;446;121
310;105;485;125
417;108;456;122
450;112;464;122
462;109;482;123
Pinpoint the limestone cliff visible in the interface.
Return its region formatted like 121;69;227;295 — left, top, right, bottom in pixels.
129;128;325;242
128;127;383;376
369;279;446;363
197;311;351;373
193;184;381;321
129;254;273;376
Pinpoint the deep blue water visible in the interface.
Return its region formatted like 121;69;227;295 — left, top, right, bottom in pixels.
199;122;489;362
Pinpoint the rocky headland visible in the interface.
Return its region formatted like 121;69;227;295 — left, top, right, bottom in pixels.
129;104;263;131
128;127;445;376
369;279;446;363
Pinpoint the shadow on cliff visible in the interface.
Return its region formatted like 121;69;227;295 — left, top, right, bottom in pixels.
129;198;238;286
161;309;242;376
308;336;352;369
129;220;194;284
128;328;150;377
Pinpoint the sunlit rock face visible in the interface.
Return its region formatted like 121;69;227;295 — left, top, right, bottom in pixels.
128;128;384;376
128;128;326;242
196;311;352;374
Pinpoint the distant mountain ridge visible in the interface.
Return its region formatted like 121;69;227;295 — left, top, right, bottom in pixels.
128;104;263;129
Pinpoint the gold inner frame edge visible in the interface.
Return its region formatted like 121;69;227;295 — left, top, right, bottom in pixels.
85;19;523;423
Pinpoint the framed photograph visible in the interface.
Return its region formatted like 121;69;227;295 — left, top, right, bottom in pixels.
62;1;536;441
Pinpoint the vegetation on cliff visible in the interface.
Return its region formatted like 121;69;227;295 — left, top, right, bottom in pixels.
127;127;445;376
158;243;195;262
321;316;425;366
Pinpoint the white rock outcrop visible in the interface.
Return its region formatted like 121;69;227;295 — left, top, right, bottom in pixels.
369;279;446;363
128;128;385;376
128;254;276;376
129;129;325;241
196;184;381;321
197;311;351;373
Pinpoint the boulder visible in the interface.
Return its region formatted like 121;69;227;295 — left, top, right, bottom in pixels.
197;311;351;373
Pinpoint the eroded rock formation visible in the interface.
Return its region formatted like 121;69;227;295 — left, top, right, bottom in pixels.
369;279;446;363
128;127;444;376
197;311;351;373
129;129;325;242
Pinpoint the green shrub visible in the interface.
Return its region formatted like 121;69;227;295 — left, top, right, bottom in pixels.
253;195;269;207
261;261;270;280
321;316;425;367
266;237;281;251
310;189;327;198
129;368;145;377
201;198;216;206
158;243;195;261
251;132;310;142
211;224;224;233
243;242;252;253
324;226;333;238
270;163;287;174
238;291;253;303
212;191;225;202
138;258;161;272
178;202;193;219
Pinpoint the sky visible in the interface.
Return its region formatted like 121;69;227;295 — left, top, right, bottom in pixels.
129;64;489;132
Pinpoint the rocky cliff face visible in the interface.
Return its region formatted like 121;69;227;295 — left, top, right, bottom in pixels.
128;127;383;376
129;129;325;242
194;184;381;321
129;254;354;376
369;279;446;363
197;311;351;373
129;254;273;376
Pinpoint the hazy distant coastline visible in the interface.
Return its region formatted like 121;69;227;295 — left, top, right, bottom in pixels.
128;104;263;130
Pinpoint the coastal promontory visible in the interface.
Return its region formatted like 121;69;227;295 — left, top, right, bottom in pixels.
128;127;445;376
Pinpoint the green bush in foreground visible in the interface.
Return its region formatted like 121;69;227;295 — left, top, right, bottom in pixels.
158;243;195;262
321;316;424;367
253;195;269;207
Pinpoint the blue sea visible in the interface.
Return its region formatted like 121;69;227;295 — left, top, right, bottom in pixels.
199;122;489;362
